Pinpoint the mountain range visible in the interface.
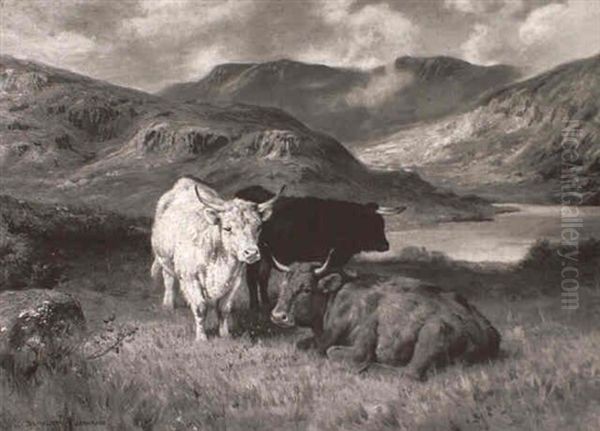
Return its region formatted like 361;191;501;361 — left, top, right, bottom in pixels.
159;57;519;142
0;55;488;222
358;53;600;204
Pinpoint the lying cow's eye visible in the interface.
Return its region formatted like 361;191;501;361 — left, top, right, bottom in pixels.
223;226;232;232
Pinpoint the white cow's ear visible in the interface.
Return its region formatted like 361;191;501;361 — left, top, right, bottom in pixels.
317;273;343;293
204;208;220;225
259;207;273;222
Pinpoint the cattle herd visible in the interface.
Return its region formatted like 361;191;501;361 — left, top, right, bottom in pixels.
151;176;500;380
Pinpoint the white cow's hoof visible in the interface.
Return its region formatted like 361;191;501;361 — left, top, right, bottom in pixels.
195;333;208;342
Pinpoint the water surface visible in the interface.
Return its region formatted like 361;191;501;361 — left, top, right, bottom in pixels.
360;204;600;263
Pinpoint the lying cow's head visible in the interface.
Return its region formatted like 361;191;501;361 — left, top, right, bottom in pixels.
270;250;345;327
194;185;284;264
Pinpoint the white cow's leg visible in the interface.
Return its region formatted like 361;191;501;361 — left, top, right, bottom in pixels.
217;277;243;337
184;279;208;342
192;301;208;342
162;270;175;310
192;302;206;341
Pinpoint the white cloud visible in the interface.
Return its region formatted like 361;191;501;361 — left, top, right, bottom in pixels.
123;0;250;39
345;64;414;108
301;1;418;68
518;0;600;65
0;0;597;92
0;2;99;67
519;3;570;45
460;24;493;65
459;0;600;71
517;0;600;70
444;0;524;16
444;0;487;14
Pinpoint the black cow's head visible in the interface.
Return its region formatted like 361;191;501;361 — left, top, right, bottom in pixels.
358;203;407;253
270;250;344;328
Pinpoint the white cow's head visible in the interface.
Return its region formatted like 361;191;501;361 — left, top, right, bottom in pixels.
194;185;283;263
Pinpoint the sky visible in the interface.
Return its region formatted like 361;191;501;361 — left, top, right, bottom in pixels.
1;0;599;92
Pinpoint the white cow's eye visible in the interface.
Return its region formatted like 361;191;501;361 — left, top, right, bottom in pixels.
223;226;232;232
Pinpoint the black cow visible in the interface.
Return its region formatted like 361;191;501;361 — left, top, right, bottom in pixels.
234;185;406;311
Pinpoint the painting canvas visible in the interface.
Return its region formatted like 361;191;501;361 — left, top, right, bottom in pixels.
1;1;599;429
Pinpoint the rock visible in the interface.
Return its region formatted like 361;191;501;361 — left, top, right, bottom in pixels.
131;120;231;157
0;289;85;379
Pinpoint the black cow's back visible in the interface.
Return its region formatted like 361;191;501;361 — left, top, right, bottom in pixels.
235;186;384;265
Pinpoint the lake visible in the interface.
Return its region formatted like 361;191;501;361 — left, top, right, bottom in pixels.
358;204;600;263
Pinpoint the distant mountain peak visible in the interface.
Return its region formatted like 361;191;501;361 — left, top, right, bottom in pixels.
161;55;519;142
394;55;518;80
358;54;600;204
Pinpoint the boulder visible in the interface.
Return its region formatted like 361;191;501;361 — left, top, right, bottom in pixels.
0;289;85;379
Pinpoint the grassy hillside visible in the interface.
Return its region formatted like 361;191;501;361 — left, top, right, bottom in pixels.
0;194;148;291
2;216;599;430
0;55;489;222
358;54;600;204
159;57;519;142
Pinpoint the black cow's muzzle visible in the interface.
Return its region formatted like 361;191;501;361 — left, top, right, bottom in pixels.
375;240;390;252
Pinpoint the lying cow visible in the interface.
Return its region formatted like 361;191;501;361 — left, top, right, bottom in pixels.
151;176;282;341
270;254;501;380
235;185;406;312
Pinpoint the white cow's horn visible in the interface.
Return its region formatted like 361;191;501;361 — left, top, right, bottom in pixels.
314;249;335;276
194;185;225;211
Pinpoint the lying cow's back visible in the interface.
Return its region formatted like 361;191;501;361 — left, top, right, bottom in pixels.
324;282;500;365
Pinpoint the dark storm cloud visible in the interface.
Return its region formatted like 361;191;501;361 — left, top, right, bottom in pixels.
1;0;598;91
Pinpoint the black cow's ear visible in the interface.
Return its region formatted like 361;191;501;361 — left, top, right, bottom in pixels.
317;273;343;293
366;202;378;210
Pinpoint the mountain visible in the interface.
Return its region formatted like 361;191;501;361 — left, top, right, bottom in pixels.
159;57;519;142
0;55;490;222
358;54;600;204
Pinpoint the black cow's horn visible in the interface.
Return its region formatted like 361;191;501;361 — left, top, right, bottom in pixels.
258;185;286;212
271;255;291;272
314;249;335;276
376;205;407;215
194;185;225;211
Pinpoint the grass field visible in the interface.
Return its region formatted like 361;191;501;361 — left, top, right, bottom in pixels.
2;235;599;431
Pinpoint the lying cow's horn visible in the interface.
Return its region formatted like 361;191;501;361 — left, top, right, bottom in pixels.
376;205;407;215
271;255;291;272
194;185;225;211
258;185;286;212
314;249;335;276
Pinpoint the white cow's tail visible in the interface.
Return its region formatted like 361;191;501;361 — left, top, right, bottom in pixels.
151;257;163;284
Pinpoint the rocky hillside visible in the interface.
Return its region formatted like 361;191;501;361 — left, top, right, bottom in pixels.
359;54;600;204
159;57;519;142
0;55;489;222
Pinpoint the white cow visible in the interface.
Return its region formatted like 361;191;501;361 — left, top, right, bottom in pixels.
151;176;282;341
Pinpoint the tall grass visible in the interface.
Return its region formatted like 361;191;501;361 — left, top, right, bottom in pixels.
2;199;599;430
2;304;599;430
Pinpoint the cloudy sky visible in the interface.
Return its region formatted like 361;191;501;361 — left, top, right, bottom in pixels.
1;0;599;92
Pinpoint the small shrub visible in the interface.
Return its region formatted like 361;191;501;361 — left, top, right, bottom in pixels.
519;237;600;270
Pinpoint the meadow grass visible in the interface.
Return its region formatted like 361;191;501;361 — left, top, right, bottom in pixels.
1;240;599;430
